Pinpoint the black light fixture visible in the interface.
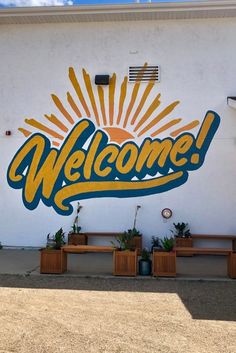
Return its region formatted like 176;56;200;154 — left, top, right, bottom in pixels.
227;96;236;109
95;75;110;85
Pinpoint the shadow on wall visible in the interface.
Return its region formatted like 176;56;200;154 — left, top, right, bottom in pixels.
0;274;235;322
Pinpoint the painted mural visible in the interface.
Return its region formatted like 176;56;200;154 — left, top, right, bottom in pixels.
7;65;220;215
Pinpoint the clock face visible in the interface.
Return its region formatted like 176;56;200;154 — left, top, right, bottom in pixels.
161;208;172;219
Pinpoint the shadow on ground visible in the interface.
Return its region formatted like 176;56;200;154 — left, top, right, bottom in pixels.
0;274;235;322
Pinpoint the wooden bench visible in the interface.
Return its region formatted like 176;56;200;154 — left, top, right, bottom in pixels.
191;234;236;251
176;247;235;279
61;245;115;273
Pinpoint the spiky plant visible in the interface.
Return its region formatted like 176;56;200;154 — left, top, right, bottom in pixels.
140;248;151;261
160;236;175;252
172;222;191;238
53;228;65;249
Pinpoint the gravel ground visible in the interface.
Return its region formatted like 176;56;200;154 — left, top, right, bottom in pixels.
0;275;235;353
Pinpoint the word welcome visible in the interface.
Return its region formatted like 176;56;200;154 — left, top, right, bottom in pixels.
7;111;220;215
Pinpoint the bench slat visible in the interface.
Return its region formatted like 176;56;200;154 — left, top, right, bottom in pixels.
176;247;232;255
191;234;236;240
85;232;121;237
62;245;114;253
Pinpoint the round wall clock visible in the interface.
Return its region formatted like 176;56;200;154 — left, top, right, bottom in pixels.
161;208;173;219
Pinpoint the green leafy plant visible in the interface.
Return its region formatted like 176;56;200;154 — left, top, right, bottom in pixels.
140;248;151;261
128;227;142;237
151;236;161;251
139;247;152;276
46;228;65;250
0;242;2;250
111;231;135;251
112;205;142;250
71;224;81;234
172;222;191;238
160;236;175;252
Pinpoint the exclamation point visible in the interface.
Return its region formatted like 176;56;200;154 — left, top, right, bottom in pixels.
191;112;215;164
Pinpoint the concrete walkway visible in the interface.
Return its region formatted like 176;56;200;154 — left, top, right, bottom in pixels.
0;249;232;280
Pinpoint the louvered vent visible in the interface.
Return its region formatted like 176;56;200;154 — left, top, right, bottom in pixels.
128;65;160;83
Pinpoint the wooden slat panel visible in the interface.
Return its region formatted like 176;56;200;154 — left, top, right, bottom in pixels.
175;238;193;257
68;233;88;245
40;249;67;274
152;252;176;277
113;250;137;276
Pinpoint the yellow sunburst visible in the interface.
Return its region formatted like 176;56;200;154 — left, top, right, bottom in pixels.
18;64;200;147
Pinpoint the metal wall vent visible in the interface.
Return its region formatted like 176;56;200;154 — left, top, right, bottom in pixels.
128;65;160;83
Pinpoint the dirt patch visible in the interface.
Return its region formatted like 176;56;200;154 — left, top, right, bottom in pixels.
0;275;235;353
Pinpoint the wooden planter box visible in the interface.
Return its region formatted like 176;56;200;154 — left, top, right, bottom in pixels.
40;249;67;274
228;252;236;279
152;251;176;277
68;233;88;246
175;237;193;256
128;236;142;255
113;249;137;276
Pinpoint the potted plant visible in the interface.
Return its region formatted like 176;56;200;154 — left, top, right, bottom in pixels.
40;228;67;274
126;227;142;255
172;222;193;256
68;202;87;245
112;231;137;276
126;205;142;255
152;236;176;277
139;248;152;276
151;236;162;252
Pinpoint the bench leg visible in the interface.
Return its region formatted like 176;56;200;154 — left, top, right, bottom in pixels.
228;253;236;279
62;251;67;273
232;240;236;252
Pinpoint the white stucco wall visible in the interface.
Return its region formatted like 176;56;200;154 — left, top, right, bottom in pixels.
1;17;236;247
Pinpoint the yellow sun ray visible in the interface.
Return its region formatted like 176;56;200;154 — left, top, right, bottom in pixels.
151;119;182;138
137;101;180;137
69;67;91;117
123;63;148;128
44;114;69;133
97;86;107;126
25;118;64;140
123;83;141;128
170;120;200;137
133;94;161;132
67;92;82;119
116;76;128;125
82;69;100;127
109;73;116;126
18;128;32;137
51;94;75;125
130;81;155;126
